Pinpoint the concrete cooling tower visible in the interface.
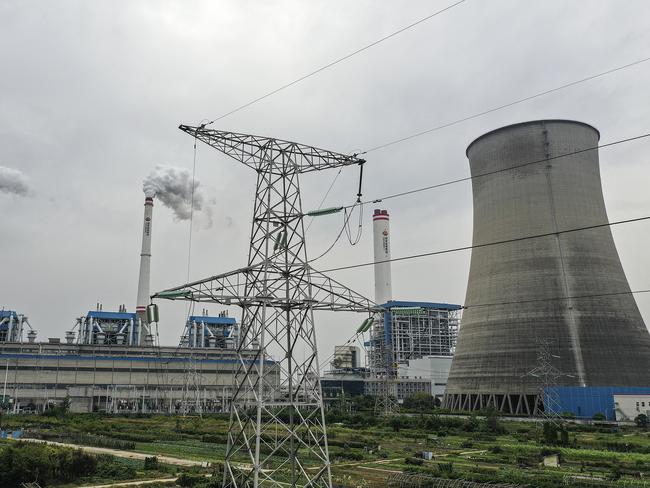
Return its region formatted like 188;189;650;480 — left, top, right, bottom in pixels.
444;120;650;415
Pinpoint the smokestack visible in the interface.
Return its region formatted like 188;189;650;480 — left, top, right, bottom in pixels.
373;209;392;305
136;196;154;327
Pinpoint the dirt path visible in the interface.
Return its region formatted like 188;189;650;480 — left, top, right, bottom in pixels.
76;477;177;488
18;438;208;467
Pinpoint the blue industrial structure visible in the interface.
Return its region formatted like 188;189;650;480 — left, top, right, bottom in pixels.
181;312;238;349
546;386;650;421
75;308;145;346
0;310;33;343
367;300;461;372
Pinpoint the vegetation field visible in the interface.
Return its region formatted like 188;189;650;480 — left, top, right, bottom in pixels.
1;399;650;487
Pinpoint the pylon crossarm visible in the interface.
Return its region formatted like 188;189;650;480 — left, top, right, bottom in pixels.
179;125;365;173
154;263;377;312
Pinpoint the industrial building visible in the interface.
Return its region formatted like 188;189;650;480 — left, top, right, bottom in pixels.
364;377;432;400
0;194;277;414
613;393;650;422
398;355;454;399
0;338;264;414
330;345;361;370
322;208;461;404
537;386;650;421
0;311;34;344
70;306;153;347
444;120;650;415
179;310;238;349
366;301;460;372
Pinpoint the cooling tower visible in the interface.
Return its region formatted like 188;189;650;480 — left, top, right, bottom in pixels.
444;120;650;414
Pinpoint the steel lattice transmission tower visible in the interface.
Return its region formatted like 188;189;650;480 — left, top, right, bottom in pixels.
154;125;376;487
374;315;399;416
525;339;567;427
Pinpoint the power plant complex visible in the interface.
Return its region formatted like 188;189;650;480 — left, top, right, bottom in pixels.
0;195;269;414
1;119;648;425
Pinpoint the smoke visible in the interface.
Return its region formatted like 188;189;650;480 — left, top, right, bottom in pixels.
0;166;31;196
143;164;205;221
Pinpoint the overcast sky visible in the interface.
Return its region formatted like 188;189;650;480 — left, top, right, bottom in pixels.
1;0;649;367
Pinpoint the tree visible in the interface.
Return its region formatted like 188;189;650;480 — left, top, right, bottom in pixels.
635;413;648;429
402;393;435;412
144;456;159;470
484;407;503;434
542;422;557;444
389;416;402;432
559;427;569;446
59;396;71;417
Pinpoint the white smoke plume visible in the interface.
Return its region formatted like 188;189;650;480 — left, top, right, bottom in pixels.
0;166;31;197
143;164;205;221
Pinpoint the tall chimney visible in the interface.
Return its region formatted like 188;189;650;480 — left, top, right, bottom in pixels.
373;209;392;305
136;196;154;328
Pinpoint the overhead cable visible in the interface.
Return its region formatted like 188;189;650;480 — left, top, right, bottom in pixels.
344;132;650;209
319;288;650;371
361;56;650;154
320;215;650;273
205;1;466;125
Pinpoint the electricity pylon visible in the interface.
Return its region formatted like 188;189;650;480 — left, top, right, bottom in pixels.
525;338;567;427
374;313;399;416
154;126;377;487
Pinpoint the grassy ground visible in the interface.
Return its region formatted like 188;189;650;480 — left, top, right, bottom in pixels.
2;412;650;487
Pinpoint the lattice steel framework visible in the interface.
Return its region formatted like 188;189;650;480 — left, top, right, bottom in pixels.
525;338;567;426
154;125;376;487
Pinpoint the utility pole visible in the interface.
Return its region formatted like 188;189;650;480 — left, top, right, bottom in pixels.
154;126;376;487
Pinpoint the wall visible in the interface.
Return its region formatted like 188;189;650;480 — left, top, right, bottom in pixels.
546;386;650;421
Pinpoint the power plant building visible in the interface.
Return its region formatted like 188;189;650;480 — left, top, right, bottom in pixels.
367;301;460;372
0;336;271;414
444;120;650;415
0;193;279;414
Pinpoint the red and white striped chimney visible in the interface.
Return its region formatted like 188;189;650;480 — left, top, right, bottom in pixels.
373;209;392;305
136;196;154;325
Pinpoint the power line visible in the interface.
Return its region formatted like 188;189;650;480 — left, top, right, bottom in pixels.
361;55;650;154
343;132;650;210
319;288;650;372
465;288;650;310
320;214;650;273
205;1;466;125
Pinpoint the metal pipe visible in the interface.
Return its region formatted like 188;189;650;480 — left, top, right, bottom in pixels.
2;359;8;404
7;313;13;343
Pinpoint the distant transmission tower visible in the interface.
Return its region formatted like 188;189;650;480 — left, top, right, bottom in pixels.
154;126;375;487
525;338;567;426
374;313;399;416
181;354;203;417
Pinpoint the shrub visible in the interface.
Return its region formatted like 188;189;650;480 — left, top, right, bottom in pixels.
592;412;606;421
144;456;159;470
404;457;424;466
463;415;479;432
542;422;557;444
201;434;227;444
176;472;205;487
0;443;98;487
635;413;648;429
